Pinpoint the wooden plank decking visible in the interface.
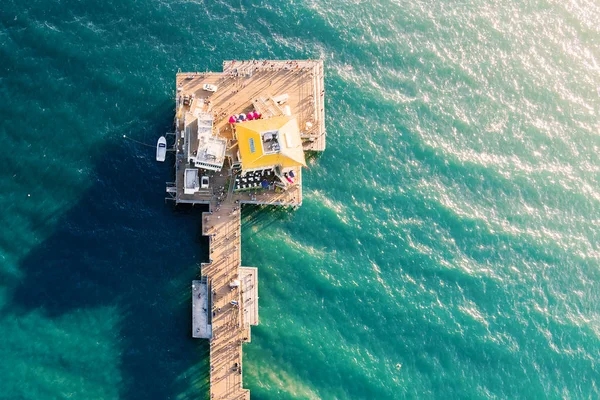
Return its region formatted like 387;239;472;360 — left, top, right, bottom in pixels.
170;60;324;205
176;60;327;399
202;202;248;400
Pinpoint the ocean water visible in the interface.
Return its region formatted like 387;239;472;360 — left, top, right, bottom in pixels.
1;0;599;399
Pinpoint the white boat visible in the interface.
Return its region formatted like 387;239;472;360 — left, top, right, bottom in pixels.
156;136;167;162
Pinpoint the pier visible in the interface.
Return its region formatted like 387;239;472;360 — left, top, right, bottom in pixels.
168;60;326;399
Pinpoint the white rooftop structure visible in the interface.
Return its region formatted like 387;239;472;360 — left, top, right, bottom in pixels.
192;280;212;339
184;168;200;195
184;111;226;171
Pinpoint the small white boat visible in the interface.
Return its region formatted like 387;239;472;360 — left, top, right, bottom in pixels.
156;136;167;162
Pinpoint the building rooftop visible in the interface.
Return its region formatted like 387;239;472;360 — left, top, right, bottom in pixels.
185;111;226;171
236;116;306;171
167;59;325;206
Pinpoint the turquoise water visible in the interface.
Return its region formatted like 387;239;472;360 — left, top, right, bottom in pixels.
1;0;599;399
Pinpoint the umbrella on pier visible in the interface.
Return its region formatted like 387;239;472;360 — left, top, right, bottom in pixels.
261;179;269;189
247;113;254;120
229;115;237;124
239;113;246;121
289;170;295;178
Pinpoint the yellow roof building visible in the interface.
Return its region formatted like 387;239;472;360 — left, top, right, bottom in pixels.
236;116;307;171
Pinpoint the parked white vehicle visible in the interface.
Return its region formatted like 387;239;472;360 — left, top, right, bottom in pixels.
272;93;288;104
203;84;218;92
201;176;209;189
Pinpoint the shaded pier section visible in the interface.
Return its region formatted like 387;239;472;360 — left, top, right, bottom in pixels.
192;278;212;339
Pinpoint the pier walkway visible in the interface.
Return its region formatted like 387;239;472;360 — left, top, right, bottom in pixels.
201;198;255;400
171;60;326;399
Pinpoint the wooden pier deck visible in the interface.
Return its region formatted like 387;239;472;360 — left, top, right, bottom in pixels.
196;177;297;400
202;200;250;400
174;60;327;399
239;267;259;335
169;60;325;205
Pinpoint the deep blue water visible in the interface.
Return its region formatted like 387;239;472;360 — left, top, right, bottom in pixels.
1;0;599;399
